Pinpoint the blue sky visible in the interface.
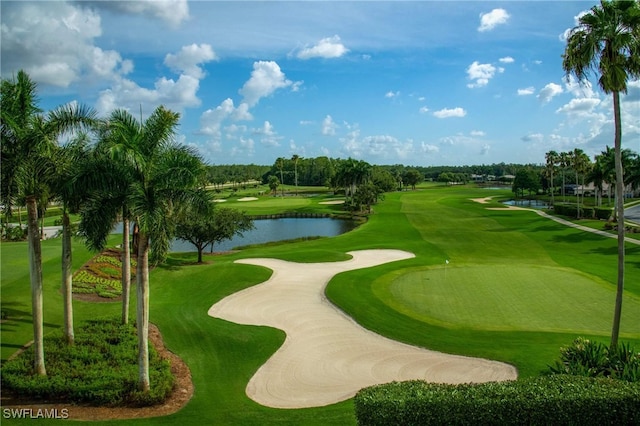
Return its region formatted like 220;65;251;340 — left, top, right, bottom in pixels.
2;1;638;166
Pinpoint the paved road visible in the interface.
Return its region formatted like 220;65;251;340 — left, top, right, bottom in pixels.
626;204;640;225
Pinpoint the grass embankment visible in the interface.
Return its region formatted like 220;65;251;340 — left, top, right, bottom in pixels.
1;184;639;425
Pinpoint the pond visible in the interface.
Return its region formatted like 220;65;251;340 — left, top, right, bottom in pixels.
170;217;358;253
502;199;550;209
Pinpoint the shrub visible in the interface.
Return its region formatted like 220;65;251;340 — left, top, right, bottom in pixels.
595;207;613;220
553;203;594;219
354;376;640;426
549;337;640;382
1;318;175;407
1;224;27;241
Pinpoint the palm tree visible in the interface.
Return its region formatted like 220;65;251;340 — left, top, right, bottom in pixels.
570;148;591;218
559;151;571;202
590;152;608;208
545;150;560;206
0;70;97;374
626;152;640;192
52;133;95;345
276;157;285;196
291;154;300;195
79;106;208;392
562;0;640;348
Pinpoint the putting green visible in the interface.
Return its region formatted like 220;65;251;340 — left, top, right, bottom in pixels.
380;264;640;335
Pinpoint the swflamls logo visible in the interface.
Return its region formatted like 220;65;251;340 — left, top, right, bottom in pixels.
3;408;70;419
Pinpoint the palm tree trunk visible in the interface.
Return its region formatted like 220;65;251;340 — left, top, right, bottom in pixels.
575;171;580;219
121;216;131;325
26;195;46;376
62;209;74;345
550;171;555;206
136;231;150;392
610;91;625;349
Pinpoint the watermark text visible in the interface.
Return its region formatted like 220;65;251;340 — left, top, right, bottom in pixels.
3;408;69;420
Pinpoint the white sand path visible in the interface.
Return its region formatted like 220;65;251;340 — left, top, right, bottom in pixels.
208;249;517;409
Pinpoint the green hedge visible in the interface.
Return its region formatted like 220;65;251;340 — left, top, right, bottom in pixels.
354;376;640;426
595;207;613;220
553;203;595;219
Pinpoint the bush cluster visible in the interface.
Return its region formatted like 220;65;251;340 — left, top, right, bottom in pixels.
1;223;27;241
1;319;174;407
549;337;639;382
553;203;616;221
354;376;640;426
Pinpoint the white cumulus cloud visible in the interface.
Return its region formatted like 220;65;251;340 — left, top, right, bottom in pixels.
85;0;190;28
518;87;535;96
467;61;502;88
433;107;467;118
297;35;349;60
322;115;337;136
0;1;131;87
164;44;217;79
239;61;298;107
499;56;515;63
478;8;510;32
537;83;564;103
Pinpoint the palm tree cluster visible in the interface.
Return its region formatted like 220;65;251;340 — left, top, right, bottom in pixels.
1;70;210;392
546;148;639;212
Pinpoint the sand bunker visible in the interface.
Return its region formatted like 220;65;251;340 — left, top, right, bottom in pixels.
319;200;345;205
470;196;494;204
213;199;227;203
238;197;258;201
208;250;517;409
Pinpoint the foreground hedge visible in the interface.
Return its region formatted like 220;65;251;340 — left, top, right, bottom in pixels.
354;376;640;425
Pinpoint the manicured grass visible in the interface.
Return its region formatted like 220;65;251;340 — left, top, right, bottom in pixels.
1;184;639;425
382;264;640;333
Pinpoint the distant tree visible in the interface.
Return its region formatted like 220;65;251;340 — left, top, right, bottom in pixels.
512;169;541;198
352;182;384;213
403;169;423;190
371;167;397;192
176;207;254;263
276;157;285;195
267;175;280;196
291;154;300;195
570;148;591;218
545;150;560;205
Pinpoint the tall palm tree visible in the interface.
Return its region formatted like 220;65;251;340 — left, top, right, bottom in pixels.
559;151;571;203
291;154;300;195
79;106;208;392
570;148;591;218
590;152;608;208
626;152;640;192
276;157;285;196
545;150;560;206
0;70;97;374
563;0;640;348
52;133;95;345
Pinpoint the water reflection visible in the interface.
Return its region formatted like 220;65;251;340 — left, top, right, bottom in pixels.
170;217;357;253
502;199;550;209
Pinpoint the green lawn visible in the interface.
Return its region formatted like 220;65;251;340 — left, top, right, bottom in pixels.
382;264;640;333
1;184;639;425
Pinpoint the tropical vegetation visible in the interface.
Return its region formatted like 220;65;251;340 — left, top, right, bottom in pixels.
562;0;640;348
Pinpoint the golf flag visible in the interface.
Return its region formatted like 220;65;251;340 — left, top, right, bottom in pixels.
445;259;449;264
